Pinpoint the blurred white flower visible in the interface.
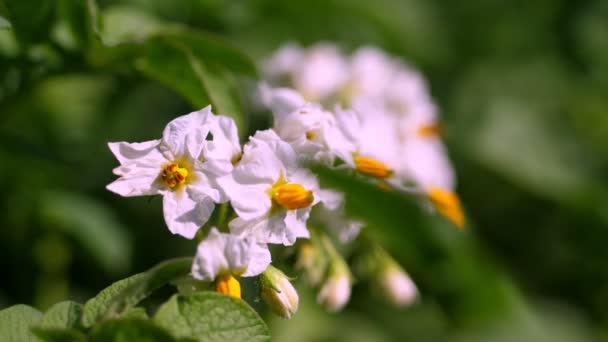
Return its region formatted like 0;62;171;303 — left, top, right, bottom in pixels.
192;227;270;299
378;265;418;307
317;270;352;312
261;85;355;165
106;106;238;239
260;265;299;319
218;130;332;246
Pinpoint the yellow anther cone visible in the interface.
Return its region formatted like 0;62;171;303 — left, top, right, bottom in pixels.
215;274;242;299
355;156;393;179
273;183;314;210
428;187;465;229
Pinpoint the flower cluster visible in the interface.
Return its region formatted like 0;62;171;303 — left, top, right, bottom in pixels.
106;43;464;318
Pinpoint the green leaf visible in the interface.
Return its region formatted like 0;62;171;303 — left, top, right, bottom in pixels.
154;292;270;342
82;258;192;327
134;39;246;132
134;39;212;109
4;0;54;44
90;319;177;342
107;258;193;315
32;328;86;342
0;0;10;29
0;304;44;342
81;273;146;328
40;301;83;329
39;191;132;275
311;166;527;324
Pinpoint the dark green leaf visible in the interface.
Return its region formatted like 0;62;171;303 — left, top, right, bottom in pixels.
134;39;246;131
40;301;83;329
4;0;54;44
154;292;270;342
134;39;212;109
90;319;176;342
0;304;43;342
39;191;132;275
32;328;86;342
0;0;10;29
82;273;146;328
312;166;526;324
82;258;192;327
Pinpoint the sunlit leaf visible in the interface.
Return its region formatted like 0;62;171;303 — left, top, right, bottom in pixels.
82;258;192;327
82;273;145;328
32;328;86;342
154;292;270;341
39;301;83;330
0;304;43;342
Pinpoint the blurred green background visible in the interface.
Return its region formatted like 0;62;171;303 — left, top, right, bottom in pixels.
1;0;608;340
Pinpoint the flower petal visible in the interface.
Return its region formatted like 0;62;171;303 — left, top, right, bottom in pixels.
242;243;271;277
163;190;214;239
161;106;213;160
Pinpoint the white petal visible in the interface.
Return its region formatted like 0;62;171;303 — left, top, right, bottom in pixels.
242;243;271;277
108;140;165;166
161;106;213;160
106;173;162;197
260;84;308;121
218;175;271;220
192;228;228;280
163;190;214;239
204;114;241;162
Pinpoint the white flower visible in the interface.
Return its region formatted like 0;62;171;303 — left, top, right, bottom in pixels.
106;106;238;239
313;203;365;243
260;265;299;319
260;85;355;165
263;43;348;103
219;130;331;246
191;227;270;281
378;266;418;307
317;272;351;313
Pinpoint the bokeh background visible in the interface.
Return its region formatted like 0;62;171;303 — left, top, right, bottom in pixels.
1;0;607;340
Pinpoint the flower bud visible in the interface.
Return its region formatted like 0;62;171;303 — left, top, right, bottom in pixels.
317;259;352;312
260;266;299;319
378;265;418;307
295;241;326;286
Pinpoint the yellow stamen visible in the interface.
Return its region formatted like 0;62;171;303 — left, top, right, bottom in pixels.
428;187;465;229
215;274;241;299
160;162;189;188
273;183;314;210
417;123;442;138
306;131;316;140
355;156;393;179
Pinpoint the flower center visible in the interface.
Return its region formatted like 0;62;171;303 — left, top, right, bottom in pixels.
354;156;393;179
272;183;314;210
215;274;241;299
417;123;442;138
306;131;316;140
160;162;189;188
427;187;464;229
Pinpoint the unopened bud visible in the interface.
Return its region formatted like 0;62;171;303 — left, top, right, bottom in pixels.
378;265;418;307
296;241;326;286
260;266;299;319
317;259;352;312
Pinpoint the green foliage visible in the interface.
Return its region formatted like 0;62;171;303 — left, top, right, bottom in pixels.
154;292;270;342
81;273;146;328
89;319;177;342
40;301;83;330
0;305;43;341
39;191;132;276
33;328;87;342
82;257;191;327
3;0;53;44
